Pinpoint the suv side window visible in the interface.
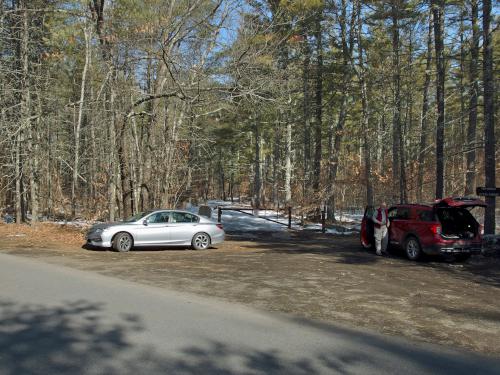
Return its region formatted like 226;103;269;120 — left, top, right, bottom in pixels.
389;207;410;220
388;208;398;219
398;208;410;220
417;210;436;222
171;212;199;223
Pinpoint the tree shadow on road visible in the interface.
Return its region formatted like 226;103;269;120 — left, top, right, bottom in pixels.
0;299;355;374
0;299;135;374
1;298;499;374
287;317;500;375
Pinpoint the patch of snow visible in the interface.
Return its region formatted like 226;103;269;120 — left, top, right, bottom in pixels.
51;220;94;229
199;204;362;234
191;201;363;235
206;200;248;208
214;210;291;232
325;228;355;235
303;222;358;235
334;212;364;224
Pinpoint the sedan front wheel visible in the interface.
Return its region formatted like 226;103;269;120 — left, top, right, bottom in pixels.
113;232;133;252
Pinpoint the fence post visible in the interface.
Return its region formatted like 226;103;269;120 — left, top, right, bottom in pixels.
321;209;326;233
218;207;222;223
288;207;292;229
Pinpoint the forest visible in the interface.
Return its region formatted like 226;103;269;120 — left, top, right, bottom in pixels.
0;0;498;233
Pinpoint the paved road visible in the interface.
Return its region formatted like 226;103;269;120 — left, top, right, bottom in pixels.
1;253;499;375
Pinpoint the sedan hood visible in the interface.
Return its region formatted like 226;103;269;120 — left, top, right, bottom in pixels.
434;197;487;209
89;222;126;231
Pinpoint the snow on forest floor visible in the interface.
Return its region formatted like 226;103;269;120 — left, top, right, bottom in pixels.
198;200;361;234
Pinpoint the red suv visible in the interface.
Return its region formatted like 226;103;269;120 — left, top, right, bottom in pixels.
361;197;485;261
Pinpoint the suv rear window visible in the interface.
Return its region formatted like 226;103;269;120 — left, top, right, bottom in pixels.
417;210;437;222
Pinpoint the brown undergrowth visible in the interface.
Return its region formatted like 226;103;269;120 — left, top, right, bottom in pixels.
0;223;85;249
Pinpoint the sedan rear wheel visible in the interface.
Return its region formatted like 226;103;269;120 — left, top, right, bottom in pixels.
113;232;133;252
192;232;211;250
405;237;421;261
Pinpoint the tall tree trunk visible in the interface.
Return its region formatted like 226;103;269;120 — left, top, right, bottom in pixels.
391;5;402;203
118;117;128;218
47;116;53;218
360;86;373;208
284;116;292;203
458;6;466;192
432;0;445;199
272;5;291;205
108;75;117;221
19;0;38;223
417;11;433;202
130;115;143;215
219;149;225;201
464;0;479;196
302;29;311;198
71;24;91;218
313;9;323;192
327;0;353;220
482;0;496;234
253;118;261;208
89;85;97;206
15;134;23;222
357;2;373;206
90;0;118;220
271;122;279;205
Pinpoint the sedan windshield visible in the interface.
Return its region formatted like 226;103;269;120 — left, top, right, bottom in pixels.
123;211;153;223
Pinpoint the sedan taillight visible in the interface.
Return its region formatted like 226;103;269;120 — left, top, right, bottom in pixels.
216;224;224;230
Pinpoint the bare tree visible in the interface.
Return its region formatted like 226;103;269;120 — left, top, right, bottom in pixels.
417;10;433;202
482;0;496;234
464;0;479;196
71;23;91;218
432;0;445;199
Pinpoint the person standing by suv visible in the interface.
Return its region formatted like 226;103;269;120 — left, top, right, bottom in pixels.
372;202;390;256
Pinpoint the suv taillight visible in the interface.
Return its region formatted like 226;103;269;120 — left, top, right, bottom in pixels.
216;224;224;230
431;224;441;235
479;224;484;235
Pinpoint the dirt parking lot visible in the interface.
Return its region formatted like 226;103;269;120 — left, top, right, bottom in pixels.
1;223;500;356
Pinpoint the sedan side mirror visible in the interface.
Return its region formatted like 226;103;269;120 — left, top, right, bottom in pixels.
143;219;149;226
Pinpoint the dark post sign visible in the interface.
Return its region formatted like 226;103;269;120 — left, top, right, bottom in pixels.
476;187;500;197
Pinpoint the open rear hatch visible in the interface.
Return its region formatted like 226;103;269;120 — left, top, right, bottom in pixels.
434;197;485;239
434;197;487;209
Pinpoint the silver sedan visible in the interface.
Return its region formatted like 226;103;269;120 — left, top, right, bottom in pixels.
85;210;225;252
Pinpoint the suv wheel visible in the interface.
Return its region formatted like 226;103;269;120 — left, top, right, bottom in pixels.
405;237;421;261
